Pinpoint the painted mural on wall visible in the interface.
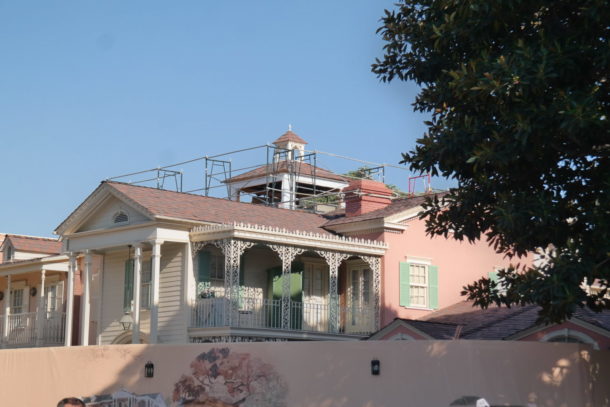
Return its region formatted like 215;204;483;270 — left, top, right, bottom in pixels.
172;347;288;407
82;389;168;407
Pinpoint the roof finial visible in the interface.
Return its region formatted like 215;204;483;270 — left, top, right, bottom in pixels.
288;124;292;132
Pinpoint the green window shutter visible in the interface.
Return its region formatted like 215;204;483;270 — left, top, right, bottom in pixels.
488;270;499;284
197;251;211;283
399;262;410;307
123;259;134;312
428;265;439;310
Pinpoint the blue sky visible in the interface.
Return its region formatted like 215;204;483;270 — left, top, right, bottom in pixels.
0;1;447;237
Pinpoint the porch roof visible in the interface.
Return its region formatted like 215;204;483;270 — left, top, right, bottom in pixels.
0;254;69;275
191;222;387;255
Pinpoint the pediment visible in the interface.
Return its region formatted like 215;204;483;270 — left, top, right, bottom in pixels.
75;194;151;233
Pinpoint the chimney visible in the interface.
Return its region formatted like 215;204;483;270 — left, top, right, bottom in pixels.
343;179;393;217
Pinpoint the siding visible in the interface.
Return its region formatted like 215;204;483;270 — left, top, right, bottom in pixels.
158;243;187;343
78;196;150;232
99;251;129;344
99;244;188;344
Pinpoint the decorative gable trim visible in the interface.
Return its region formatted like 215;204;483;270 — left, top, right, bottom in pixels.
367;319;434;340
506;318;610;341
191;222;387;255
55;183;155;236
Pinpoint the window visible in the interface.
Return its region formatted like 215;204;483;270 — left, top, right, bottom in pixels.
399;261;438;309
409;263;428;307
209;254;225;281
140;261;152;309
44;281;64;313
11;289;24;314
123;259;153;311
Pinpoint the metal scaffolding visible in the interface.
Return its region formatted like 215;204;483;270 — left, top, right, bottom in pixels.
105;140;417;212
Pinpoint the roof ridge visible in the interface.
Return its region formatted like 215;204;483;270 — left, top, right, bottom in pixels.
5;234;59;241
105;180;329;217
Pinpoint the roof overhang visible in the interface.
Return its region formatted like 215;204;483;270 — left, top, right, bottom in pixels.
191;222;387;256
63;221;192;252
324;218;407;235
0;255;69;276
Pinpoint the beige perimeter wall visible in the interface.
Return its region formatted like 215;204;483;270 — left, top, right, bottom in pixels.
0;341;608;407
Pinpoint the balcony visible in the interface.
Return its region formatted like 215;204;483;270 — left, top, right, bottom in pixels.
190;297;375;339
0;312;66;348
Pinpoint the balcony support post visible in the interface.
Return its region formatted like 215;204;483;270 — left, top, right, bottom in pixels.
316;251;349;333
213;239;253;325
360;255;381;331
269;245;304;330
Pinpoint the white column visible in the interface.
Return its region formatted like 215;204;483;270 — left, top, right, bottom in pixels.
3;275;11;344
132;245;142;344
36;269;46;345
150;240;162;344
80;250;92;346
65;253;76;347
280;173;291;209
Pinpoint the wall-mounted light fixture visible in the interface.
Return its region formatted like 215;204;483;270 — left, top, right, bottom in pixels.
119;312;133;331
371;359;380;376
30;287;37;297
145;361;154;378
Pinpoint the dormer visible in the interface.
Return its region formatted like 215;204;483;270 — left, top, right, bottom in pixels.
0;234;62;263
272;126;307;162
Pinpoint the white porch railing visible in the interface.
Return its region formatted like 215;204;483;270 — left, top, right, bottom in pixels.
191;297;375;335
0;312;66;348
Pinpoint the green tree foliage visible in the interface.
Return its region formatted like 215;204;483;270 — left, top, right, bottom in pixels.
372;0;609;323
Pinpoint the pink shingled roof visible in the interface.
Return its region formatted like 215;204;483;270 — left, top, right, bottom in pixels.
272;130;307;145
4;235;62;255
106;181;334;235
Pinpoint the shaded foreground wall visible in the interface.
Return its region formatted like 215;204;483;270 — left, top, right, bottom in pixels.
0;341;608;406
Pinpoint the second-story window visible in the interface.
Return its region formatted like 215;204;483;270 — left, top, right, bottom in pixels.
399;261;439;309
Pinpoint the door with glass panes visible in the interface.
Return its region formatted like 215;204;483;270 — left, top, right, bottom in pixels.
302;261;328;331
346;262;372;333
